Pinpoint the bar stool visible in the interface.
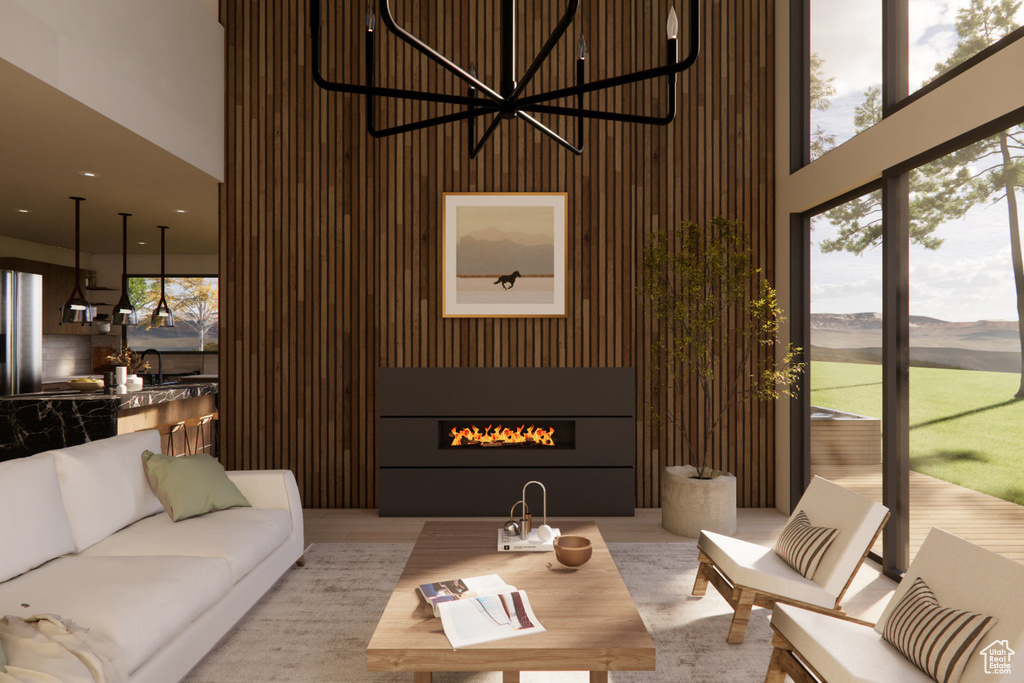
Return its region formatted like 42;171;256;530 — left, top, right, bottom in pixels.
165;421;186;456
187;415;214;456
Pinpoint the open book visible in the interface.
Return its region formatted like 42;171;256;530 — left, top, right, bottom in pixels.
417;574;546;648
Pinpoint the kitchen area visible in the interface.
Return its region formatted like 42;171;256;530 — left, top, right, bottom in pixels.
0;260;219;462
0;2;224;464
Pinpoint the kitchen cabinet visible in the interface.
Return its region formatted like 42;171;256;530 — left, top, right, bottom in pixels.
0;258;98;335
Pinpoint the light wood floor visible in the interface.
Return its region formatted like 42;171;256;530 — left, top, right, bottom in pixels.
813;464;1024;563
302;507;900;623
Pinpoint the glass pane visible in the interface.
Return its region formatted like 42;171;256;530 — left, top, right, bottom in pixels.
809;190;885;555
809;1;883;160
910;0;1024;93
908;122;1024;562
127;276;220;353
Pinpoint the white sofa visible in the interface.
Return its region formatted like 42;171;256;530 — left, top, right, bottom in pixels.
0;430;304;683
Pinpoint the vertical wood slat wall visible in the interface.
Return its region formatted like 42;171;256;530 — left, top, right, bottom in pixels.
221;0;776;508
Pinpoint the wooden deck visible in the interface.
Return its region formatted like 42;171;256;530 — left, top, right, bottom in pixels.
813;463;1024;564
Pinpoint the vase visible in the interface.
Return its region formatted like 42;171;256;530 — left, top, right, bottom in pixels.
661;465;737;537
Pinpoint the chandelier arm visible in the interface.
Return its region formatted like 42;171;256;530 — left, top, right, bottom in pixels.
470;115;504;159
523;103;676;125
515;0;699;108
518;112;582;156
379;0;505;104
370;108;494;138
365;28;493;138
507;0;581;105
309;0;482;107
525;40;677;126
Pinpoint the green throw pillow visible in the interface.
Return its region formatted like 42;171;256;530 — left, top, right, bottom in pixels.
142;450;251;522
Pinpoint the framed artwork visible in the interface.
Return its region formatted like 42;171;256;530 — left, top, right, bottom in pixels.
442;193;568;318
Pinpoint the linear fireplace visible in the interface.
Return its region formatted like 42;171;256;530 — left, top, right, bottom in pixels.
378;368;635;516
439;419;574;449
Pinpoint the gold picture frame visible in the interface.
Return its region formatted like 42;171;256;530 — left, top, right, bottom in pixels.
442;192;568;318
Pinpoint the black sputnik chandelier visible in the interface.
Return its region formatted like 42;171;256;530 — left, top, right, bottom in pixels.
311;0;700;158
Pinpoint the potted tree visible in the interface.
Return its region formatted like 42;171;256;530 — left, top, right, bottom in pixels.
639;216;804;536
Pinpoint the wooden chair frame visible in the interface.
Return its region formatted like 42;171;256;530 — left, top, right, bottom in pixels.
763;613;874;683
693;512;888;644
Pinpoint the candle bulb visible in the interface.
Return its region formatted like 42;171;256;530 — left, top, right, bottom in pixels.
576;34;587;61
666;6;678;40
365;3;375;31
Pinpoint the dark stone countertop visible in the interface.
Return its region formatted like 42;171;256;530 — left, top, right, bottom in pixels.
1;382;218;410
0;383;219;462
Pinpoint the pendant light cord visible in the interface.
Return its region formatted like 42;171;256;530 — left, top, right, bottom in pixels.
160;226;167;299
69;196;85;293
119;213;131;294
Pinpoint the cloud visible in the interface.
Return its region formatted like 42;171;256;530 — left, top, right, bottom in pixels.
909;247;1017;320
812;1;1024;97
810;3;882;97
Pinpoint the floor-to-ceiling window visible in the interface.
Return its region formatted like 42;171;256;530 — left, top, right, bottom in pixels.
807;190;886;555
907;123;1024;557
808;1;882;160
791;0;1024;572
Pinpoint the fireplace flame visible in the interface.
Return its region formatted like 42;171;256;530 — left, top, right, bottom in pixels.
449;423;556;447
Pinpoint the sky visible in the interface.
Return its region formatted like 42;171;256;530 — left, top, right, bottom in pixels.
807;0;1023;322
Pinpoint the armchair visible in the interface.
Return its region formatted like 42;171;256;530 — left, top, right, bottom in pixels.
692;476;889;643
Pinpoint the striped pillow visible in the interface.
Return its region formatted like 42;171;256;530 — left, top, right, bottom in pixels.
882;577;995;683
773;510;838;579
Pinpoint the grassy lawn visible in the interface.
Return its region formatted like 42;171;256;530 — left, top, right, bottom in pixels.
811;361;1024;506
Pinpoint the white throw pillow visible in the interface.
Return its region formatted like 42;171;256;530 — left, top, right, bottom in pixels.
51;431;165;552
0;453;76;582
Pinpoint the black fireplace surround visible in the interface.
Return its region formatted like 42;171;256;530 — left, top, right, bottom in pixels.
378;367;635;516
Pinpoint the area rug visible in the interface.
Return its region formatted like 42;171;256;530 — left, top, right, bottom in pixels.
183;542;772;682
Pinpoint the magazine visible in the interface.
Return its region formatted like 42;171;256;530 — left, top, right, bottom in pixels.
416;574;546;648
437;588;545;649
417;574;515;617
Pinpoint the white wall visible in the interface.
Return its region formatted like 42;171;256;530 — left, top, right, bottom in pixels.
89;253;218;290
0;233;86;268
0;0;224;181
773;6;1024;511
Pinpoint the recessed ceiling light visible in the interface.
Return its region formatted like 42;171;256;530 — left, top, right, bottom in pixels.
79;171;99;177
16;209;31;213
175;209;188;214
137;241;147;245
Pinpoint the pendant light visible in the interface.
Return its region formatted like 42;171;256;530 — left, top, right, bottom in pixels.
151;225;174;327
111;212;138;325
61;196;93;325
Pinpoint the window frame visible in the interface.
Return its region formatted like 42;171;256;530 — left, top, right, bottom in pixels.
120;272;220;356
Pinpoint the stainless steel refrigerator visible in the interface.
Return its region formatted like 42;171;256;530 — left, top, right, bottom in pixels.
0;270;43;395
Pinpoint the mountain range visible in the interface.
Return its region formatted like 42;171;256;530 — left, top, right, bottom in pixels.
457;231;555;276
811;313;1021;372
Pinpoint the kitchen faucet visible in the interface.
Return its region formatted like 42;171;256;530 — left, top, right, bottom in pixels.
140;349;163;385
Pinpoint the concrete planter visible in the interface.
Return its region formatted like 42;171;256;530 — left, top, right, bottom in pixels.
661;465;737;537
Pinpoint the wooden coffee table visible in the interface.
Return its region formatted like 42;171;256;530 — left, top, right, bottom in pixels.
367;521;656;682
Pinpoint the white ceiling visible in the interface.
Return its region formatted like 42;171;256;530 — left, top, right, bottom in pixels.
0;58;219;256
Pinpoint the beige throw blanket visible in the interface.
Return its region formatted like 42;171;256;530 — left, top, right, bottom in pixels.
0;615;126;683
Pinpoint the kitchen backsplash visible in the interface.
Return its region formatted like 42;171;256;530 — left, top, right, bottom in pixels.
42;335;94;380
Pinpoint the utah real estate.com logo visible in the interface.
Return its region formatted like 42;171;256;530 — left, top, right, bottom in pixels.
980;639;1014;676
